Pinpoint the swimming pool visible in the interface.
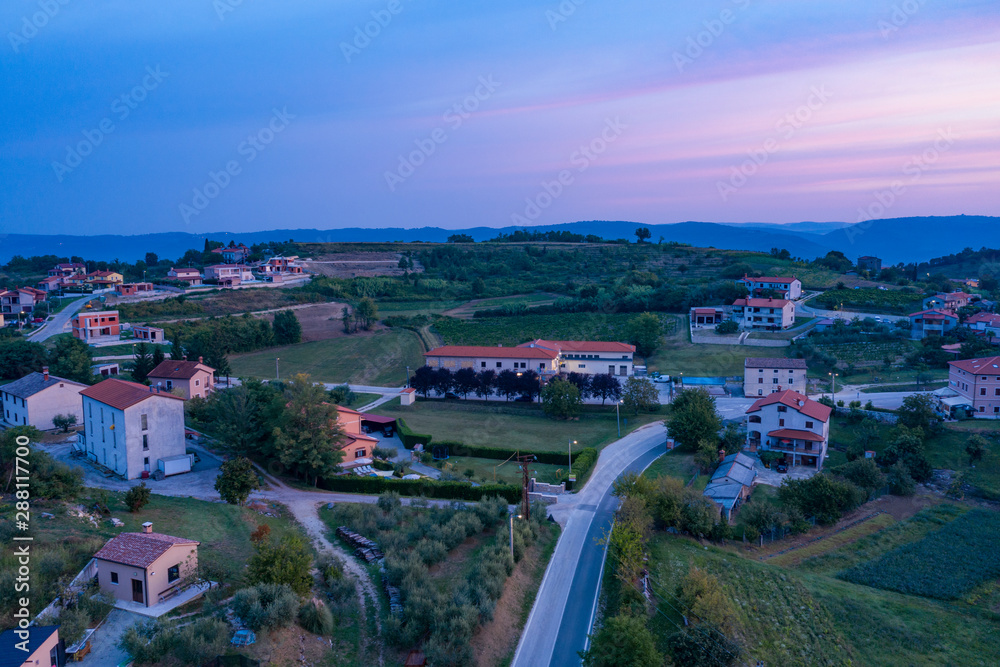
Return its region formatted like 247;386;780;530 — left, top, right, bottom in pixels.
681;376;728;386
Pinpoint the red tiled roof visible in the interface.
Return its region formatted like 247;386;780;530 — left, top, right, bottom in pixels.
401;387;416;394
94;531;198;569
768;428;825;442
148;360;214;380
948;356;1000;373
733;298;791;307
741;275;797;284
746;389;832;422
425;345;558;360
966;312;1000;326
692;308;721;315
744;357;807;369
908;309;957;319
80;378;184;410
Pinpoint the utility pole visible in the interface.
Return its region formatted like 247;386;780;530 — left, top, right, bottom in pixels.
517;454;536;520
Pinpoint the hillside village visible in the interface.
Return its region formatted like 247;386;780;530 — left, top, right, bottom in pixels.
4;238;1000;666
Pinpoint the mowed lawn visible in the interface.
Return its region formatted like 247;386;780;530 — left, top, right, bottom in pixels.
433;455;568;485
643;316;779;376
375;398;662;452
229;329;424;386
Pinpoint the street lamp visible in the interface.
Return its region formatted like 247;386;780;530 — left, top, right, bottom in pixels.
276;357;280;381
616;400;622;438
405;366;410;388
568;439;577;482
509;513;522;560
828;372;838;400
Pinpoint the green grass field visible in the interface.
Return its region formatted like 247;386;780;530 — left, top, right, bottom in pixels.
374;398;662;452
432;311;661;348
229;329;424;386
644;316;782;376
433;455;567;485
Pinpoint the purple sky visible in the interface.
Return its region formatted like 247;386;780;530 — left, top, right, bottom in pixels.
1;0;998;235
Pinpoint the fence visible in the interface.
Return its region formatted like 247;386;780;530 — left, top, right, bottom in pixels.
759;510;886;560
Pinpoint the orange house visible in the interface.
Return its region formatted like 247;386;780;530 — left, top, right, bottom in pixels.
0;626;65;666
72;310;120;343
94;522;199;608
147;358;215;399
335;406;379;469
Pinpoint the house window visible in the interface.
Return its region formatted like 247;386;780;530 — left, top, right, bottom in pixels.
165;381;173;390
141;414;148;430
777;405;787;412
758;378;763;384
579;364;586;369
981;388;987;396
144;457;149;466
779;419;785;426
355;449;365;459
772;378;778;384
481;362;486;368
496;362;502;368
110;572;119;584
168;565;180;583
195;380;200;387
143;435;149;451
805;421;813;428
995;388;1000;396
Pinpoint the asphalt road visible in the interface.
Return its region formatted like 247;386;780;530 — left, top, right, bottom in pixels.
26;293;102;342
796;297;908;323
511;422;666;667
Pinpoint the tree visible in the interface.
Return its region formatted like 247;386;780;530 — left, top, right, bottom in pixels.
626;312;663;357
354;297;378;330
144;252;158;266
271;375;345;485
495;369;520;401
517;369;541;401
565;372;591;398
720;422;743;456
966;434;989;465
411;365;436;398
633;227;652;244
47;336;92;384
738;501;784;536
124;483;152;513
678;566;739;635
887;461;916;496
715;319;739;334
52;414;77;433
694;439;722;473
471;277;486;296
833;458;886;497
247;533;313;596
475;369;496;398
341;306;353;334
452;367;478;398
272;310;302;346
541;379;582;419
897;393;937;430
169;333;184;360
667;388;722;450
433;367;453;396
777;474;865;525
215;457;262;506
581;614;661;667
590;373;622;405
621;377;659;415
200;380;281;456
130;342;155;384
151;345;165;369
448;233;474;243
0;339;48;380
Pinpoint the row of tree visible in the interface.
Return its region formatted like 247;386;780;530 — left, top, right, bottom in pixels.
409;365;629;404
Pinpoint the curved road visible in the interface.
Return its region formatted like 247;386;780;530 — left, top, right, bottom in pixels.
512;422;667;667
26;292;105;342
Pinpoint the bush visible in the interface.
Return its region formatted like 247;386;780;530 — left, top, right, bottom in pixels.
396;417;432;449
124;483;152;513
318;475;520;504
887;462;916;496
232;583;299;631
119;618;229;666
715;320;739;334
298;599;334;635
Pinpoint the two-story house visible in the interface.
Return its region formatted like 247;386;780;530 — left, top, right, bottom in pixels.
923;291;973;313
166;267;204;286
744;357;807;396
965;312;1000;339
737;274;802;299
203;264;254;287
48;262;86;279
80;379;187;479
732;297;795;330
0;287;46;315
857;256;882;273
72;310;120;343
85;271;124;287
94;522;199;608
746;389;832;469
335;406;380;469
147;358;215;399
908;309;959;339
1;368;87;430
947;356;1000;417
211;243;251;263
258;256;304;275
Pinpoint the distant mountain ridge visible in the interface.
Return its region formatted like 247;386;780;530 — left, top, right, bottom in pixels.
0;215;996;265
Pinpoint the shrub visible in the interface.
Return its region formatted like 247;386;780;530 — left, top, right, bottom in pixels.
317;475;520;504
119;618;229;666
124;483;152;513
887;462;915;496
247;534;313;596
232;583;299;631
715;320;739;334
396;417;432;449
298;599;334;635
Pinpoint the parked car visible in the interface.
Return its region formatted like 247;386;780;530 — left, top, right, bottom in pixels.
444;391;459;399
514;395;534;402
776;461;788;473
653;375;671;383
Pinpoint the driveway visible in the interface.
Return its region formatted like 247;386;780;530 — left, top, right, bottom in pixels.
26;293;99;342
512;421;667;667
77;609;141;666
754;462;817;486
795;296;908;323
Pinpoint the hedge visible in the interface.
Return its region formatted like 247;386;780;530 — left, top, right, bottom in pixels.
567;447;599;489
317;475;520;503
396;417;432;450
430;441;569;466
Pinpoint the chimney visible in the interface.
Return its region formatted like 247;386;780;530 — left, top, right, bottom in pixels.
149;385;155;393
141;522;153;534
43;366;49;381
198;356;203;364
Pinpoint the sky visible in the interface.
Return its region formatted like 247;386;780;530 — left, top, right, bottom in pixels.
1;0;998;236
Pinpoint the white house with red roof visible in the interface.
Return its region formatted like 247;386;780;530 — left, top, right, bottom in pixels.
907;308;959;339
923;291;974;313
746;389;832;469
211;243;251;263
964;312;1000;339
737;274;802;299
423;340;636;377
166;267;204;286
732;297;795;330
94;522;199;608
80;379;187;479
947;356;1000;417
